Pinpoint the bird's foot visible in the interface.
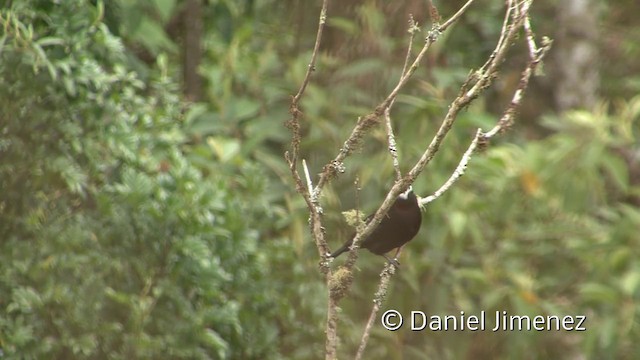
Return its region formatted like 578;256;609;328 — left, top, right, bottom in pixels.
383;254;400;267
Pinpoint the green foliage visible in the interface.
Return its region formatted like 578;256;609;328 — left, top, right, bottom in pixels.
0;1;281;358
601;0;640;98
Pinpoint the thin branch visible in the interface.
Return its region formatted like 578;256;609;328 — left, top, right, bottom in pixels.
385;15;420;182
355;264;397;360
355;0;490;360
486;38;552;138
420;129;482;205
480;0;513;76
439;0;476;31
293;0;328;103
283;2;335;357
384;108;402;181
344;179;364;268
286;0;329;186
402;15;419;77
522;3;539;56
284;0;332;260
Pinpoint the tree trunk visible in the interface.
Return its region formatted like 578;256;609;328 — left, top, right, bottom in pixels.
183;0;204;102
552;0;600;111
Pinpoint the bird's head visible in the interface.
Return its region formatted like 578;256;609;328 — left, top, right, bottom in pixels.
398;185;415;201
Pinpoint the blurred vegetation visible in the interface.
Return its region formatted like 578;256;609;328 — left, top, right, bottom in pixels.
1;0;639;359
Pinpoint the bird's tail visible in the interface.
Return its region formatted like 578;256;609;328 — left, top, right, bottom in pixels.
330;242;351;259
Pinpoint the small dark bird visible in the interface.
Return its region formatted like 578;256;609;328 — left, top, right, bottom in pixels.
330;187;422;264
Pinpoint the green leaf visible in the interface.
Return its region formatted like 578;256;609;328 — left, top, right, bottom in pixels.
327;17;358;35
207;136;240;163
8;287;42;313
153;0;176;22
133;17;176;55
228;97;260;121
579;283;619;304
203;329;229;358
449;211;467;238
620;270;640;297
601;153;629;192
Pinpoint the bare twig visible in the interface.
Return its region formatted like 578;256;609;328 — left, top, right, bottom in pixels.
402;15;420;75
345;179;364;268
420;129;482;205
522;2;539;57
293;0;328;104
286;0;329;183
384;108;402;181
282;2;336;357
385;15;420;182
355;264;396;360
439;0;475;30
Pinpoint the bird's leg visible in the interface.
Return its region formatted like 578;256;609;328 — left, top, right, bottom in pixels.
383;254;400;267
392;246;404;264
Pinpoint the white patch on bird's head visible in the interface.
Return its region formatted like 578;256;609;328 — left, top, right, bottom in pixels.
398;185;413;200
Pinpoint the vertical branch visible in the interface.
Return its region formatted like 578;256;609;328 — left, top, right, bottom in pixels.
325;296;339;360
344;179;364;268
384;15;420;182
286;0;329;178
553;0;599;111
293;0;328;104
385;108;402;181
283;1;337;358
183;0;203;101
285;0;331;256
355;264;396;360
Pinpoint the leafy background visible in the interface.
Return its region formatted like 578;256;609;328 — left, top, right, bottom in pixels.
1;0;639;359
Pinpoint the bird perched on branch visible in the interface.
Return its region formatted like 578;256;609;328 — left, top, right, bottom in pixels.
330;186;422;264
